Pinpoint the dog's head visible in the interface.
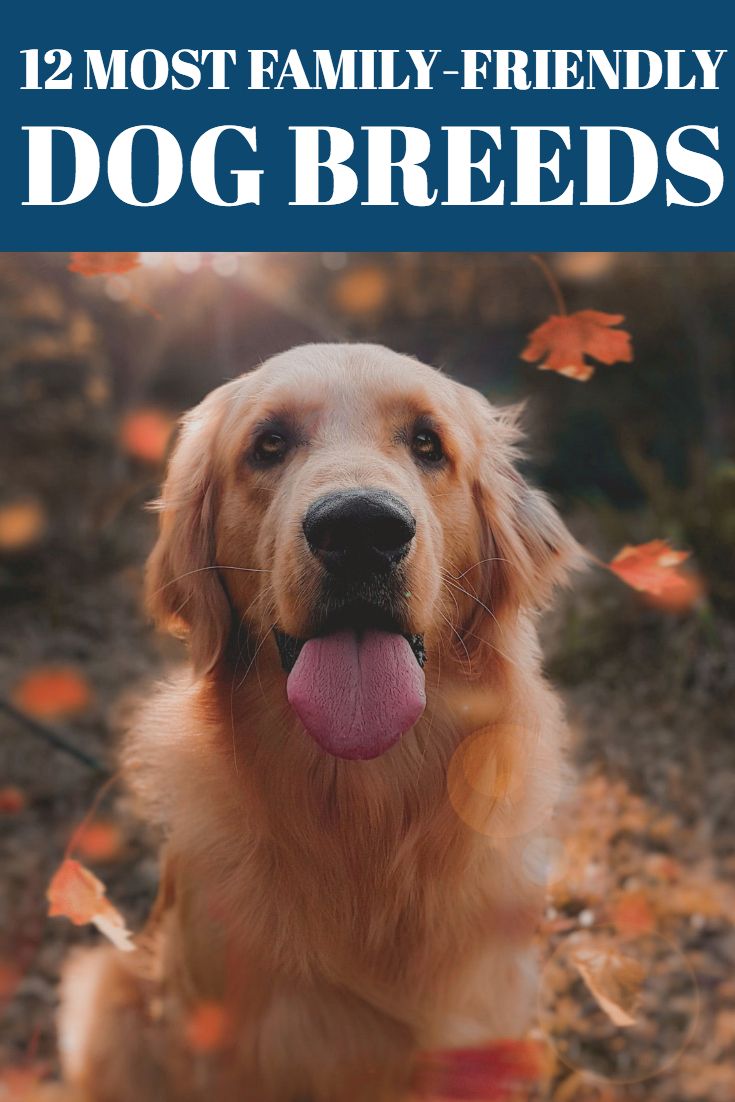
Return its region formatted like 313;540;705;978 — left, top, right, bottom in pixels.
147;344;579;760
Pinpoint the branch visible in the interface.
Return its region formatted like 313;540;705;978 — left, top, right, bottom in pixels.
0;698;107;773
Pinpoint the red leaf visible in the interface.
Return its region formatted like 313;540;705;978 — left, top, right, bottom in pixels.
68;252;140;276
521;311;633;381
119;408;175;464
415;1039;545;1100
0;786;26;814
12;667;91;720
642;569;704;612
47;859;134;952
0;1064;48;1100
609;891;657;936
185;1001;231;1053
73;821;124;863
608;540;693;598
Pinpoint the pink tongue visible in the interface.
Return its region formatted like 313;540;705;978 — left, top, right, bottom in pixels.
286;631;426;760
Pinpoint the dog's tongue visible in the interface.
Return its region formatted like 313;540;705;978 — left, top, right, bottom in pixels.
286;630;425;760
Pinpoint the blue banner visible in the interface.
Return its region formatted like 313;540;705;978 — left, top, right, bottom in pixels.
3;1;732;250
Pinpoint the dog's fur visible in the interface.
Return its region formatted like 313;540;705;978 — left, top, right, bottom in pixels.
58;344;580;1102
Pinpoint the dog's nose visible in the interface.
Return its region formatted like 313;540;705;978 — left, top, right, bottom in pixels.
303;489;416;576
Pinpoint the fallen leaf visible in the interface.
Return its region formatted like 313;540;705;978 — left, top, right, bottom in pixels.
0;499;47;552
609;892;656;936
608;540;692;598
0;959;23;1004
47;859;134;952
185;1001;231;1053
642;568;704;612
521;311;633;381
414;1038;545;1099
0;1065;45;1101
119;409;175;464
73;821;124;863
68;253;140;277
571;944;644;1028
12;667;91;720
0;787;26;814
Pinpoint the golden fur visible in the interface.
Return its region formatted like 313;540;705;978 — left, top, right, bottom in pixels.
58;343;580;1102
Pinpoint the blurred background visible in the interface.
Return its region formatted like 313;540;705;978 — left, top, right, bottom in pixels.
1;251;734;1101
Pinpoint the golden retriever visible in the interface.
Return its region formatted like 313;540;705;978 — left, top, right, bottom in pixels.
58;343;580;1102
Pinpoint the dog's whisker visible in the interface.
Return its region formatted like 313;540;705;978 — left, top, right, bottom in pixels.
151;564;272;598
436;607;473;677
234;620;277;693
447;557;513;581
441;577;521;670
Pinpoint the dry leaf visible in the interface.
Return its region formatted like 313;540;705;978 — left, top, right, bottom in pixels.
73;821;124;863
68;253;140;277
0;787;26;814
642;568;704;612
185;1001;231;1053
0;1065;45;1101
119;409;175;464
608;540;692;598
521;311;633;381
12;667;91;720
571;945;644;1028
47;859;134;952
609;892;656;936
0;499;47;552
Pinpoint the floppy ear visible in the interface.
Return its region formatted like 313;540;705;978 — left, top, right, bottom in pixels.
145;391;234;676
468;396;584;619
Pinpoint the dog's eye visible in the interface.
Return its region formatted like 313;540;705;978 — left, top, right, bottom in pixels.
411;429;444;464
253;432;288;464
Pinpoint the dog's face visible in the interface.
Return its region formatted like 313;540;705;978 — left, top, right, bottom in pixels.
148;344;577;759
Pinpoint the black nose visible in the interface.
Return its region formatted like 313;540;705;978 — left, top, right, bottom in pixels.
303;489;416;577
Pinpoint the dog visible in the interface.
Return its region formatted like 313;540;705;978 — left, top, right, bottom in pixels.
58;343;580;1102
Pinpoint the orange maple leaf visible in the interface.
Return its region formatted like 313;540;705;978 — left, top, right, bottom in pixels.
521;310;633;381
0;499;47;552
68;252;140;276
610;891;657;936
47;858;134;952
0;786;26;814
642;568;704;612
12;667;91;720
119;408;175;464
73;821;124;863
185;1001;232;1053
608;540;692;598
0;1064;48;1100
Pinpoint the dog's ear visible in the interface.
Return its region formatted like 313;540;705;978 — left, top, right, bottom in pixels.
467;394;584;619
146;391;233;676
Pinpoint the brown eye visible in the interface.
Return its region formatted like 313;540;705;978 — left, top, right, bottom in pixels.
412;429;444;465
253;431;288;464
